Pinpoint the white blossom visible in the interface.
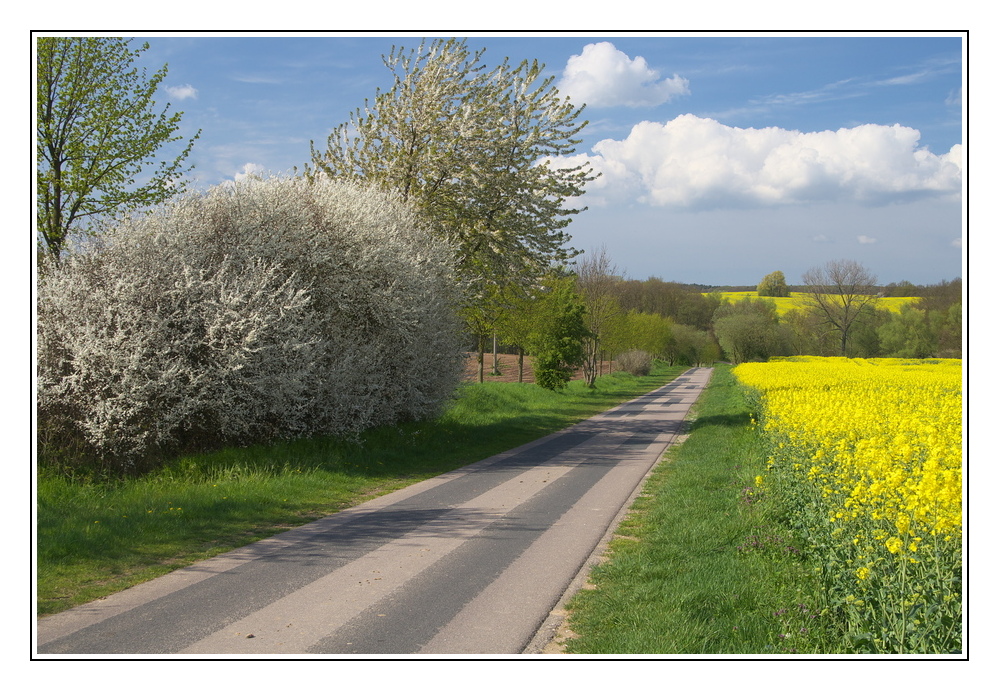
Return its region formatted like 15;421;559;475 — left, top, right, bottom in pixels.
37;176;464;470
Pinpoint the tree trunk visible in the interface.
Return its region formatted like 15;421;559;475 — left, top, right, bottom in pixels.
477;335;485;383
492;332;500;375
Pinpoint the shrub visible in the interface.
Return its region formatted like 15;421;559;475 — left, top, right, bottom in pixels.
37;176;465;473
616;350;653;376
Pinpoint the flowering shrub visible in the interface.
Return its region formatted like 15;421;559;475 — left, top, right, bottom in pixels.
615;350;652;376
37;176;465;472
734;357;963;653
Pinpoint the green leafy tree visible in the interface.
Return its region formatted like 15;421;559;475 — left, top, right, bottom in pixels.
37;37;200;260
524;276;590;390
929;302;962;358
671;324;720;366
308;37;595;293
757;270;791;298
878;304;936;358
621;310;674;361
712;298;788;363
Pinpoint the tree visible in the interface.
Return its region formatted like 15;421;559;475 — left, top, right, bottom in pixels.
757;270;790;298
614;277;719;330
308;38;595;291
671;324;720;366
36;37;200;260
620;310;674;361
800;259;880;356
878;304;936;358
523;275;590;390
575;247;624;386
712;298;788;363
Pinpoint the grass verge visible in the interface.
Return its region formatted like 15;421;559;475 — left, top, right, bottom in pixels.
561;365;839;654
37;364;686;617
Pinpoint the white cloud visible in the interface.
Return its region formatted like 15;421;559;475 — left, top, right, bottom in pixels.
858;235;878;244
560;114;963;209
557;42;689;108
165;84;198;100
234;163;266;181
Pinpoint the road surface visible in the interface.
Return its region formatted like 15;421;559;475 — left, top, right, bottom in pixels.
36;367;712;656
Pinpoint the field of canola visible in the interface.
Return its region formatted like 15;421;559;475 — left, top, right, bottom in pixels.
733;357;963;654
707;291;919;315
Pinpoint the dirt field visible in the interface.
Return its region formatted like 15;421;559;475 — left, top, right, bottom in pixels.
462;352;617;384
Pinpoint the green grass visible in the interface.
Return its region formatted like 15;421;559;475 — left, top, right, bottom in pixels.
36;365;686;617
562;366;839;654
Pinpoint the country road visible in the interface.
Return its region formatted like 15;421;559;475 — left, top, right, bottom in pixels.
36;367;712;657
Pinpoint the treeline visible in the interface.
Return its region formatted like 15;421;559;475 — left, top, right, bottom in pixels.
476;257;962;377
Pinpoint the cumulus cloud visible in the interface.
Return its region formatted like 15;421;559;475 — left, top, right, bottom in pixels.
234;163;266;181
558;114;963;209
557;42;689;108
165;84;198;100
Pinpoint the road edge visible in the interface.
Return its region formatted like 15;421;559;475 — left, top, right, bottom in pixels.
520;374;706;655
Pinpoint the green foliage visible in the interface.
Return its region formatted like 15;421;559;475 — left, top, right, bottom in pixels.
670;323;720;366
36;37;200;260
615;277;720;330
619;310;675;360
878;304;942;358
712;298;788;363
526;276;591;390
564;367;837;654
757;270;790;298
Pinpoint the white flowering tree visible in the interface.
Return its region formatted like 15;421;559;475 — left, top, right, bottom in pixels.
37;176;465;472
308;37;596;295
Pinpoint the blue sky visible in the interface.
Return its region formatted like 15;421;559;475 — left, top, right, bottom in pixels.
132;32;964;286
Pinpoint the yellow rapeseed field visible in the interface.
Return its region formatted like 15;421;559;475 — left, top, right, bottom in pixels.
706;291;919;315
734;357;963;653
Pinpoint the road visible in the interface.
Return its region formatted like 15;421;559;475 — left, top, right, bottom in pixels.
36;367;712;656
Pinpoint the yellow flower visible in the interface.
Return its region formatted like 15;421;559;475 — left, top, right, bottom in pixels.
856;566;870;580
885;537;903;554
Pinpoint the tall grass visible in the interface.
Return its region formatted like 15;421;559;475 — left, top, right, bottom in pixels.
37;365;686;616
562;366;838;654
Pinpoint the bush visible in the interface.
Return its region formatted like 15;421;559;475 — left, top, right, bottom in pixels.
616;350;653;376
37;176;465;473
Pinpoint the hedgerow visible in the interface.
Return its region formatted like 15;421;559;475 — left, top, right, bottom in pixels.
37;176;464;473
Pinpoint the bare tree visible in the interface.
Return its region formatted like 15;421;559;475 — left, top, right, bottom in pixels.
800;259;880;355
575;246;624;386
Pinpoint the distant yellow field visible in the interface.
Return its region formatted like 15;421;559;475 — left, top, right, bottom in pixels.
705;291;919;315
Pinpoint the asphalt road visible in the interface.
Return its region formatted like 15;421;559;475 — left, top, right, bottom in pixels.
36;367;712;656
